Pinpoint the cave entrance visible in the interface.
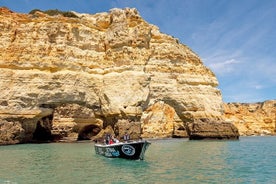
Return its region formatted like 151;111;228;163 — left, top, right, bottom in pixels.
32;116;53;142
78;125;101;140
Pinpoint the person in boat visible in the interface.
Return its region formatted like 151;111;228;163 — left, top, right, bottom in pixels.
113;136;119;143
108;135;119;144
109;137;114;144
104;133;111;145
123;132;130;142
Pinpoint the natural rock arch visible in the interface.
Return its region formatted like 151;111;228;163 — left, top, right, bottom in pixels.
32;115;53;142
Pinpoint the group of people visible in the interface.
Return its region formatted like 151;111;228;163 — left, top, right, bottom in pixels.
104;134;119;145
104;132;130;145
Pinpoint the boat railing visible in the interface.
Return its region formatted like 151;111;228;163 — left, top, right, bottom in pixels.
95;139;149;146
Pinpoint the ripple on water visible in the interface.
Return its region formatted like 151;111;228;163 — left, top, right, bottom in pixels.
0;137;276;183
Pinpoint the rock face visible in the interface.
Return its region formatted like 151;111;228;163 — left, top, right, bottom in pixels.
0;7;237;144
141;101;188;138
223;100;276;136
187;119;239;140
0;120;25;145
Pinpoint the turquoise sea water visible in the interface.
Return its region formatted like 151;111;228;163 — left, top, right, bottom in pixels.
0;137;276;184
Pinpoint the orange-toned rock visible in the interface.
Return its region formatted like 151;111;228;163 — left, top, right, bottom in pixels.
0;7;230;144
0;120;25;144
187;119;239;140
223;100;276;136
141;101;188;138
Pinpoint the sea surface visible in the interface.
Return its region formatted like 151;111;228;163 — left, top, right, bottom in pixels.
0;136;276;184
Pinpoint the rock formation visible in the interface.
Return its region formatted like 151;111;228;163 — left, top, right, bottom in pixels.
0;7;238;145
141;101;188;138
223;100;276;136
187;119;239;140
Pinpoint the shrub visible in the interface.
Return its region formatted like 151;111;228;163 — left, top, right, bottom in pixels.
29;9;78;18
29;9;42;14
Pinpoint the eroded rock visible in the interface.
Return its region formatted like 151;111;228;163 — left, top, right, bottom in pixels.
0;120;25;144
223;100;276;136
0;7;236;144
188;119;240;140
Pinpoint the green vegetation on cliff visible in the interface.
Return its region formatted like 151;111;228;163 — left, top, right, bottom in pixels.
29;9;78;18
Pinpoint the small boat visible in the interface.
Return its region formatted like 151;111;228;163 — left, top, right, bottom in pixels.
94;140;151;160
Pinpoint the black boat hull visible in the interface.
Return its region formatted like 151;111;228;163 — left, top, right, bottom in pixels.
94;140;150;160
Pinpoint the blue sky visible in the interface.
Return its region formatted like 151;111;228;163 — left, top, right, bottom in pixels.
1;0;275;103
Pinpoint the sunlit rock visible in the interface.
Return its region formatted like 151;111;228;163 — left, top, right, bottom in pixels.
223;100;276;136
0;7;236;144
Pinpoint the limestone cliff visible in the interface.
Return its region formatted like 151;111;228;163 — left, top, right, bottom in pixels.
223;100;276;136
0;7;237;144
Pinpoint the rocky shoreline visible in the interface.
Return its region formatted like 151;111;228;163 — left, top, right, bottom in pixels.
0;7;274;145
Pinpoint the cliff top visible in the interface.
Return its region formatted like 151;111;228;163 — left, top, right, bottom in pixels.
0;7;206;75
